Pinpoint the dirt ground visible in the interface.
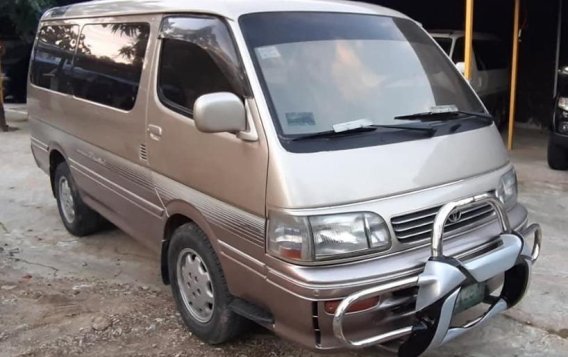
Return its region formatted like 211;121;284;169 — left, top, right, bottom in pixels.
1;107;567;356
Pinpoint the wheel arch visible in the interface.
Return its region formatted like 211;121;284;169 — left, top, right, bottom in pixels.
160;200;223;285
49;148;66;197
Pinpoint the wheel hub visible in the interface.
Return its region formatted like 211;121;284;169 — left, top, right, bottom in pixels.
59;177;75;223
176;248;215;323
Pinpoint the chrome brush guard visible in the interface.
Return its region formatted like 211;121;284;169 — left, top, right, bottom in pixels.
332;193;542;357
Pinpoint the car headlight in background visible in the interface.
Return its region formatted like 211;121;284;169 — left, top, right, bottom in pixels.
558;97;568;112
268;212;391;263
556;98;568;133
496;169;518;210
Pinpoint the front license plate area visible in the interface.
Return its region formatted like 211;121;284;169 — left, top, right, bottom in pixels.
454;283;486;314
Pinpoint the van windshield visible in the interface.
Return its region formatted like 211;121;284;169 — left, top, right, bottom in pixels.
239;13;485;137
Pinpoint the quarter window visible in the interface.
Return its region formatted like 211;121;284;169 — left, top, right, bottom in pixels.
72;23;150;110
157;16;245;116
31;25;79;94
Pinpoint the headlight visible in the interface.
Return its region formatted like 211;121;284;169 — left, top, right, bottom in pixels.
496;169;518;210
558;97;568;112
267;212;391;263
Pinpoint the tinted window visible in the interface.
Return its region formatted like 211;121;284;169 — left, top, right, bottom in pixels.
452;38;465;63
434;37;453;55
473;40;509;70
452;38;508;71
31;25;79;94
73;23;149;110
158;17;244;115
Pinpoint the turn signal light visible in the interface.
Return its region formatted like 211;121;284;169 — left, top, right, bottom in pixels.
324;296;380;314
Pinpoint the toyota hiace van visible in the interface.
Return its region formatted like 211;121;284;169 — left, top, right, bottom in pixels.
28;1;542;356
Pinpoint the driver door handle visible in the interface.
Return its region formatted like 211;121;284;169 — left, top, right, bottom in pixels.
147;124;162;141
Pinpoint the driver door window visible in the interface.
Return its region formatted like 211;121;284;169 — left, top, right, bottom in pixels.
157;16;246;117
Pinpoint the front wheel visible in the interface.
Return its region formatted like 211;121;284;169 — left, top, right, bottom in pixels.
168;223;246;344
548;139;568;170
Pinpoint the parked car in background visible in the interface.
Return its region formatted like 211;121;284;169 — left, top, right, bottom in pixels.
28;1;542;356
548;66;568;170
0;37;31;103
431;31;510;129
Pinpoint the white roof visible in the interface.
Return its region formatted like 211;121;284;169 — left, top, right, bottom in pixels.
43;0;409;21
429;30;501;41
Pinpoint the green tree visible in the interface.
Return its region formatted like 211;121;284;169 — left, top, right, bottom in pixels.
0;0;58;43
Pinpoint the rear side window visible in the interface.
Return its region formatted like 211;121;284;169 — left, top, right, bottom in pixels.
157;16;245;116
452;37;508;71
473;40;509;70
72;23;150;110
31;25;79;94
434;37;453;56
452;38;465;63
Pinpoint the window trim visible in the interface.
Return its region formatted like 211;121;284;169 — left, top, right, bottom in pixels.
71;21;151;112
156;14;251;119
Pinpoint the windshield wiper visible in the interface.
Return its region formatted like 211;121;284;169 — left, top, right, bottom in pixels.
395;105;492;122
289;126;377;142
289;123;435;142
372;124;436;134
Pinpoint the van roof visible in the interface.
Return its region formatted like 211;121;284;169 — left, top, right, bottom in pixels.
42;0;409;21
428;30;501;41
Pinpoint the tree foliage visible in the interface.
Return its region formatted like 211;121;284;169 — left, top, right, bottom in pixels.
1;0;86;43
0;0;57;42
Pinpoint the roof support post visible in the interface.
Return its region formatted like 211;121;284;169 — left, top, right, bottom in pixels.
507;0;521;150
464;0;475;81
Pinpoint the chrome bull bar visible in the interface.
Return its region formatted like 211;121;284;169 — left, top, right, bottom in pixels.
332;193;542;356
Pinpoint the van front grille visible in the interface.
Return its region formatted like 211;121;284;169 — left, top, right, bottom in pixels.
391;202;495;242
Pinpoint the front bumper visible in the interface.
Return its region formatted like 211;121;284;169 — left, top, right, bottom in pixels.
331;193;541;356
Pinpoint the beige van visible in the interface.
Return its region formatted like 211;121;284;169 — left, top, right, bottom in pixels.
29;1;542;356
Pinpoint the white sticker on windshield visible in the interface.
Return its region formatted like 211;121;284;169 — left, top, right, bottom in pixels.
257;46;281;60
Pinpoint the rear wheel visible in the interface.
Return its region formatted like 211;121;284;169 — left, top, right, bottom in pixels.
548;139;568;170
168;223;246;344
54;162;105;236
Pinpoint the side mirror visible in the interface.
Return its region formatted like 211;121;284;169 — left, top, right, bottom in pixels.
193;92;246;133
455;62;466;75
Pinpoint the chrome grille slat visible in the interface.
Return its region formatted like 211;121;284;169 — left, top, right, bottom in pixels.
390;207;439;225
396;227;434;240
394;217;436;233
391;202;495;242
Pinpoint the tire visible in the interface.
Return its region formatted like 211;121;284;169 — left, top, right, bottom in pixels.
548;139;568;170
168;223;246;344
54;162;105;236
